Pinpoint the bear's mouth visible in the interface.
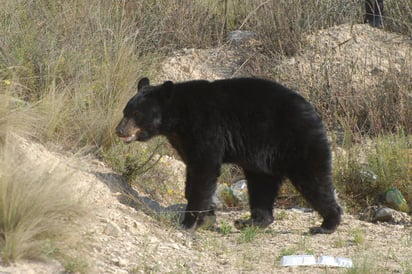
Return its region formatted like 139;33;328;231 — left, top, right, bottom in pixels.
120;134;137;144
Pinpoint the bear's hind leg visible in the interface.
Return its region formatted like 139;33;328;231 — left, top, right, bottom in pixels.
290;174;342;234
234;172;281;230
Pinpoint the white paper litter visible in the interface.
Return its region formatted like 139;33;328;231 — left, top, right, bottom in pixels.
280;255;353;268
317;256;353;268
280;255;317;266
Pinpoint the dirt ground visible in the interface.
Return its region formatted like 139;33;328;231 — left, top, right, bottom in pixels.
1;24;411;273
2;138;411;274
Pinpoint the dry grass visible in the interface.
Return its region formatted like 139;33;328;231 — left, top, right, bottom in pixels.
1;0;410;148
0;92;40;146
0;140;86;265
0;79;85;266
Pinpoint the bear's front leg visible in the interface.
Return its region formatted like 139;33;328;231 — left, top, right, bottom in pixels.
181;164;220;230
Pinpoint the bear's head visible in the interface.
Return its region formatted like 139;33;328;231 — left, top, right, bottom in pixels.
116;77;173;143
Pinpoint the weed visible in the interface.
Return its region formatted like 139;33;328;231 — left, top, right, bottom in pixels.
407;229;412;248
276;210;288;221
217;184;241;208
353;228;365;246
41;242;89;273
297;236;314;255
401;261;412;274
279;247;297;258
101;140;164;183
218;164;243;186
264;228;278;236
238;226;260;243
345;254;393;274
63;256;89;274
219;221;233;236
333;236;347;248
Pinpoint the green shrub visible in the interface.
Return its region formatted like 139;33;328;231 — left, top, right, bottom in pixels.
334;132;411;210
238;226;260;243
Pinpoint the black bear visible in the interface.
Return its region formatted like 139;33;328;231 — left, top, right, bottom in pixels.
116;77;342;234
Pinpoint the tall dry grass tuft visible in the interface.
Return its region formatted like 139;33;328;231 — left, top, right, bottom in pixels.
385;0;412;33
1;78;86;266
1;0;158;148
238;0;362;56
0;90;40;146
0;140;86;264
302;62;412;136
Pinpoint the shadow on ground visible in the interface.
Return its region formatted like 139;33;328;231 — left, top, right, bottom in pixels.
94;171;186;223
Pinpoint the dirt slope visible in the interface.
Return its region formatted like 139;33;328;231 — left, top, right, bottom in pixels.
1;24;411;273
2;140;411;274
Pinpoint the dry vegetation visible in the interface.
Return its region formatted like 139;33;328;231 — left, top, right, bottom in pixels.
0;0;411;272
0;120;86;266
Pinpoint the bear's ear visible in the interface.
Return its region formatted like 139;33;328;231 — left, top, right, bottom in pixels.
160;80;174;103
162;80;173;90
137;77;150;91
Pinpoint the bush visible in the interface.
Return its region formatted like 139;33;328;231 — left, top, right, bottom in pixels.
101;140;165;183
333;132;411;211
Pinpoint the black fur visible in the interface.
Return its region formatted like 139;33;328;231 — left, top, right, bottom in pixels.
116;77;342;234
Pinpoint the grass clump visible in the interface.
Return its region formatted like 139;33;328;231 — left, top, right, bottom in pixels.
353;228;366;246
101;141;164;183
0;142;86;265
238;226;260;243
219;221;234;236
0;0;158;148
278;247;298;258
334;132;411;211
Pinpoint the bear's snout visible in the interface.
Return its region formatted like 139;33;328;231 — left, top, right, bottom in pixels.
115;119;127;137
115;124;124;137
115;118;140;143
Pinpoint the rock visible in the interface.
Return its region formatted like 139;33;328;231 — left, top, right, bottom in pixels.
228;30;255;44
373;207;395;222
104;221;122;237
373;207;412;224
112;258;128;267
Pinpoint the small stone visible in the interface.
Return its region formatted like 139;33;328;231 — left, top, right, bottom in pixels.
113;258;128;267
104;221;122;237
371;66;386;75
373;207;395;222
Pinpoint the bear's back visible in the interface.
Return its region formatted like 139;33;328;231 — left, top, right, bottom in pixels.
170;78;313;124
171;78;304;110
